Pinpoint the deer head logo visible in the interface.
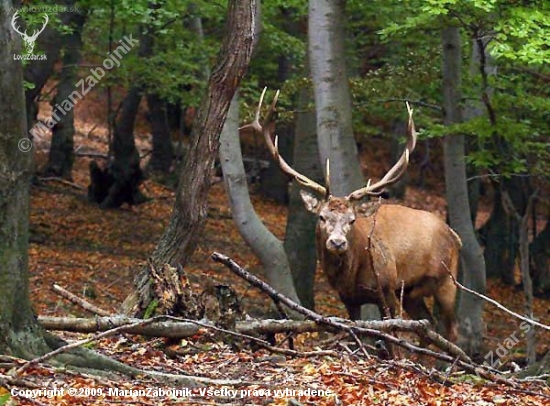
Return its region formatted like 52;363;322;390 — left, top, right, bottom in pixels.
11;11;49;54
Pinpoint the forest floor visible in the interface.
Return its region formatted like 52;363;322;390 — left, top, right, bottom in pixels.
4;97;550;405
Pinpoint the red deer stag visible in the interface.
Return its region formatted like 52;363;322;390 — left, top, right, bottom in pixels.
244;88;461;342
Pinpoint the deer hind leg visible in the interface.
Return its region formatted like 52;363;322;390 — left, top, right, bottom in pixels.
382;287;401;319
402;296;435;325
433;276;458;343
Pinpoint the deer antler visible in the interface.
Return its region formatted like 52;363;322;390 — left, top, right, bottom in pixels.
241;88;328;197
30;14;49;39
11;12;26;37
347;102;417;201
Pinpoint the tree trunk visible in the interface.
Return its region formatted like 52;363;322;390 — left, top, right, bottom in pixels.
308;0;379;320
23;6;77;132
146;93;174;175
480;185;518;284
219;95;301;308
44;10;86;179
259;122;292;203
93;86;147;208
121;0;258;317
257;5;297;204
0;4;131;373
386;119;409;199
308;0;363;196
90;14;160;208
0;2;49;357
530;218;550;295
441;26;486;357
283;86;322;310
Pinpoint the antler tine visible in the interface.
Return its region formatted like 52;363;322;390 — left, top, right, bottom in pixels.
325;159;331;196
244;88;327;197
262;89;279;127
33;14;49;37
348;102;417;201
11;12;25;36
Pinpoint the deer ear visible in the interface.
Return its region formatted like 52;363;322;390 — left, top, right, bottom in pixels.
355;201;381;218
300;190;321;213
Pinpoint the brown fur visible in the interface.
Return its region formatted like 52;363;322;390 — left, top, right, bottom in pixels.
303;194;461;342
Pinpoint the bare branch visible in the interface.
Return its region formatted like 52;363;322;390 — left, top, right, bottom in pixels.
51;284;112;316
447;268;550;331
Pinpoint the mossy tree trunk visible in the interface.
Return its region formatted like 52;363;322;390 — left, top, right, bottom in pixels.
0;0;52;358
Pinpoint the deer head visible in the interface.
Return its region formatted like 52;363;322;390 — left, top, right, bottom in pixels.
12;12;49;54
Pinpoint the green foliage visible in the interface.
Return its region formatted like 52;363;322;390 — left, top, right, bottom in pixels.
26;0;548;181
372;0;550;180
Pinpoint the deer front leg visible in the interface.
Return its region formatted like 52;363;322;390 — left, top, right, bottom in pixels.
344;302;362;320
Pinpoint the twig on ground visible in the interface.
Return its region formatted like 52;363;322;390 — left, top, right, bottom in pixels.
166;317;337;359
52;284;112;316
37;177;86;190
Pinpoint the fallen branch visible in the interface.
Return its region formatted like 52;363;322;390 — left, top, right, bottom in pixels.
74;151;109;159
38;315;200;338
38;315;451;339
52;284;112;316
37;177;86;190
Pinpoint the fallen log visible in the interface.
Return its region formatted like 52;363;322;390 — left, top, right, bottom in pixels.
38;315;449;339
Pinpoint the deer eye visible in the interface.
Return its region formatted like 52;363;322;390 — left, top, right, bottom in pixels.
319;214;326;222
349;218;356;225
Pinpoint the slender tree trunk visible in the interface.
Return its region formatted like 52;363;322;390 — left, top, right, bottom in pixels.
258;5;297;204
308;0;379;320
90;10;159;208
23;3;80;132
283;86;322;310
121;0;257;317
530;218;550;294
94;86;147;208
146;93;173;175
480;185;518;284
259;122;292;203
441;26;486;356
386;119;409;199
308;0;363;196
219;95;301;307
45;10;86;179
502;190;537;365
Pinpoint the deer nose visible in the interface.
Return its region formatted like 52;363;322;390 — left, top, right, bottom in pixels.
327;237;347;253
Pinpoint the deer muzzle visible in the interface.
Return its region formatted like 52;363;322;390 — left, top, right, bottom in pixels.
326;236;348;254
